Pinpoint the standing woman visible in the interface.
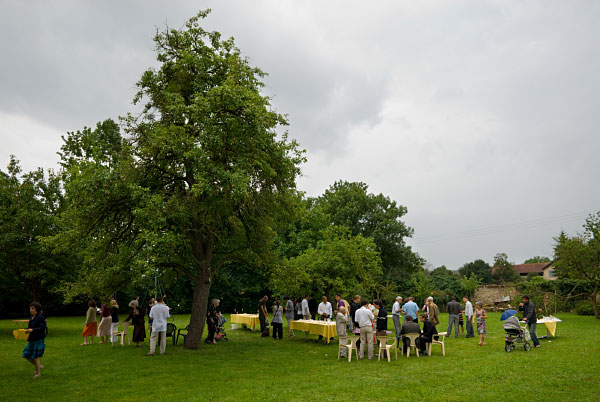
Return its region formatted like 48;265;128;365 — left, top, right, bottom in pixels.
474;301;488;346
81;299;97;345
97;300;113;344
271;300;283;340
373;300;388;337
23;302;47;378
110;299;119;343
125;300;146;347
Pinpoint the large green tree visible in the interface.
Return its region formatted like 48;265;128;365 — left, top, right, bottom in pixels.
57;11;304;348
458;259;492;284
553;213;600;319
0;157;69;303
492;253;520;284
315;181;422;288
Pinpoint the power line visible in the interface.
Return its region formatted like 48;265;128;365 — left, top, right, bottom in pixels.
410;211;592;245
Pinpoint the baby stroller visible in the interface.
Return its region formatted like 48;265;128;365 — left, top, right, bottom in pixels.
215;315;229;342
503;316;531;352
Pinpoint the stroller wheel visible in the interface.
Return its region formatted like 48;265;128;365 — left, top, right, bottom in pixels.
223;337;229;342
524;343;531;352
505;344;512;353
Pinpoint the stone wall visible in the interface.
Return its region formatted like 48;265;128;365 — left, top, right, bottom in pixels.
473;285;519;307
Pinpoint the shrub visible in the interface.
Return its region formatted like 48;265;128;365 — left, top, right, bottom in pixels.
574;300;595;316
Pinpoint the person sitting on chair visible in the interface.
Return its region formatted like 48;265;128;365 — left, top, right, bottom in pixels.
418;313;438;355
400;315;421;354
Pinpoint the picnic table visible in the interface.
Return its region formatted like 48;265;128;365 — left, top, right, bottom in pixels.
536;316;562;338
230;313;260;331
290;319;337;343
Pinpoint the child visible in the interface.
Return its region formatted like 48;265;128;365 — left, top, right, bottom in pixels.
23;302;47;378
458;310;464;335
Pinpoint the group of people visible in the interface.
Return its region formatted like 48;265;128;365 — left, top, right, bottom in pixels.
253;293;515;360
80;295;171;355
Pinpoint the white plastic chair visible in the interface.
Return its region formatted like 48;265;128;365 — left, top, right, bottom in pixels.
377;336;398;362
112;322;131;347
404;333;420;358
338;336;359;362
427;331;447;356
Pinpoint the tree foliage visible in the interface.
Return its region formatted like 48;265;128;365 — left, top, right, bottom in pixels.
0;157;72;309
553;213;600;319
270;227;382;299
492;252;519;284
460;273;480;298
315;181;422;288
458;259;492;284
523;256;551;264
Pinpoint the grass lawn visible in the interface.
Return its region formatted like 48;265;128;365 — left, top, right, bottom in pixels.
1;312;599;402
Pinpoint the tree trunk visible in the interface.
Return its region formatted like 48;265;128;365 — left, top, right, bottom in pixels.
184;270;212;349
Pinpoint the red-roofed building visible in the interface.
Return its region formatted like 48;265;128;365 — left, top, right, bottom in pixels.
492;262;557;280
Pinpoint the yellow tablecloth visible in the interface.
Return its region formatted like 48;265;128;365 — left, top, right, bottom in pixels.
542;321;556;337
523;317;560;337
290;320;337;343
231;314;260;330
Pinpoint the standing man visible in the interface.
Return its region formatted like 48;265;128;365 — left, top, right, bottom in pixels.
392;296;403;343
317;296;333;341
258;296;269;337
146;295;170;356
401;297;419;323
463;296;474;338
334;294;345;313
355;300;375;360
301;295;310;320
317;296;333;320
283;296;295;337
446;296;461;338
519;295;540;348
425;296;440;326
350;295;361;331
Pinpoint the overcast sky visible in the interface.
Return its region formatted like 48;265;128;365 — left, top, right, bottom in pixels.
1;0;599;269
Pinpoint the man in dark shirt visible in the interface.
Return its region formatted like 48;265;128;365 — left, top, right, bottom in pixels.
350;295;361;330
519;295;540;348
400;315;421;354
446;296;461;338
258;295;269;337
308;297;317;320
418;313;439;355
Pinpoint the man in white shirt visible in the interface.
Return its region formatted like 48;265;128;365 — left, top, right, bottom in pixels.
146;295;170;355
463;296;474;338
301;296;310;320
355;299;375;360
392;296;403;343
317;296;333;320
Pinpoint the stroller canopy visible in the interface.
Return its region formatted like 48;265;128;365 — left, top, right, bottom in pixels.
503;316;521;331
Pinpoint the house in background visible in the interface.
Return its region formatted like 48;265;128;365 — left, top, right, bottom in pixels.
492;262;557;280
541;264;557;280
